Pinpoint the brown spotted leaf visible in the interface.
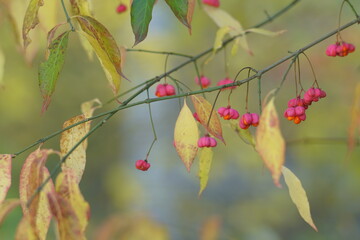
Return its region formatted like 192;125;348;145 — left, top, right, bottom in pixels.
191;95;224;143
22;0;44;49
174;99;199;171
0;154;12;204
255;97;285;187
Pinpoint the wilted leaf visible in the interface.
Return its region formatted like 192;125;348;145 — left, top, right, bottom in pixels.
198;147;213;196
55;169;90;235
203;5;252;55
187;0;196;34
347;83;360;158
191;95;224;143
60;115;88;183
255;97;285;187
282;166;318;231
0;154;11;204
229;120;255;147
174;99;199;171
81;98;102;132
22;0;44;49
39;31;70;113
165;0;190;28
130;0;156;46
200;216;221;240
0;199;20;225
15;216;38;240
0;47;5;88
19;148;57;240
75;15;123;94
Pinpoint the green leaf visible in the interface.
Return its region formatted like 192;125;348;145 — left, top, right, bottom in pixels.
165;0;190;28
39;31;70;113
131;0;156;46
198;147;213;196
75;15;123;94
22;0;44;49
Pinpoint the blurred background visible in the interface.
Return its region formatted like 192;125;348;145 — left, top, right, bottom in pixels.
0;0;360;239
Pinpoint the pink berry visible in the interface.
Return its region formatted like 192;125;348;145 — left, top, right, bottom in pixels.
165;84;176;96
202;0;220;7
216;78;237;90
298;114;306;121
288;98;298;108
285;107;296;117
320;89;326;98
239;120;249;129
251;113;259;126
218;106;239;120
314;88;321;98
195;75;211;88
242;113;253;125
325;44;338;57
155;84;167;97
217;107;227;116
135;160;150;171
209;137;217;147
198;136;217;148
306;88;315;97
295;106;305;116
347;43;355;53
230;109;240;119
116;4;127;13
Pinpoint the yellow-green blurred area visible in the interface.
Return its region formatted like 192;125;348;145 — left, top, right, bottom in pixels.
1;0;360;239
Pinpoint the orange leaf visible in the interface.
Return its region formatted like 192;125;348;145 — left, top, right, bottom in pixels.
347;83;360;159
174;99;199;171
0;154;12;204
191;95;224;143
255;97;285;187
0;199;20;225
19;148;56;240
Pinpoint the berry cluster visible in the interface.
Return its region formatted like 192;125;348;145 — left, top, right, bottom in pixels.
198;135;217;148
217;106;239;120
155;83;176;97
202;0;220;7
135;160;151;171
239;113;259;129
326;42;355;57
284;88;326;124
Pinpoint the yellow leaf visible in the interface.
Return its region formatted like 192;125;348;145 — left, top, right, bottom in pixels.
0;154;11;204
15;216;38;240
245;28;287;37
347;83;360;158
255;97;285;187
174;99;199;171
0;199;20;225
282;166;318;231
191;95;224;143
198;147;213;196
205;26;231;64
60;115;87;183
81;98;102;132
229;120;255;147
19;148;56;240
203;5;252;55
200;216;221;240
22;0;44;49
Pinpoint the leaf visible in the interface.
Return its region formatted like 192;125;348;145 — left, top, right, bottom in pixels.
198;147;213;196
203;5;253;55
255;97;285;187
229;120;255;147
187;0;196;34
22;0;44;49
0;199;20;225
191;95;224;143
19;148;57;240
56;169;90;233
60;115;88;183
130;0;156;46
39;31;70;113
0;47;5;88
81;98;102;133
15;216;38;240
75;15;123;94
200;216;221;240
165;0;190;28
347;83;360;158
245;28;287;37
174;99;199;171
0;154;11;204
205;26;231;64
282;166;318;231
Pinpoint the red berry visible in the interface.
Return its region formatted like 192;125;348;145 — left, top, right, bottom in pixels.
135;160;150;171
326;44;338;57
155;84;176;97
116;4;127;13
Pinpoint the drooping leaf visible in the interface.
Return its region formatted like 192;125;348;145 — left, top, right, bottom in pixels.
19;148;57;240
15;216;38;240
55;169;90;235
187;0;196;34
198;147;213;196
347;83;360;159
191;95;224;143
22;0;44;49
60;115;88;183
81;98;102;119
255;97;285;187
229;120;255;147
174;99;199;171
282;166;318;231
130;0;156;46
205;26;231;64
165;0;190;28
74;15;123;94
200;216;221;240
0;199;20;225
0;47;5;88
0;154;11;204
39;31;70;113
